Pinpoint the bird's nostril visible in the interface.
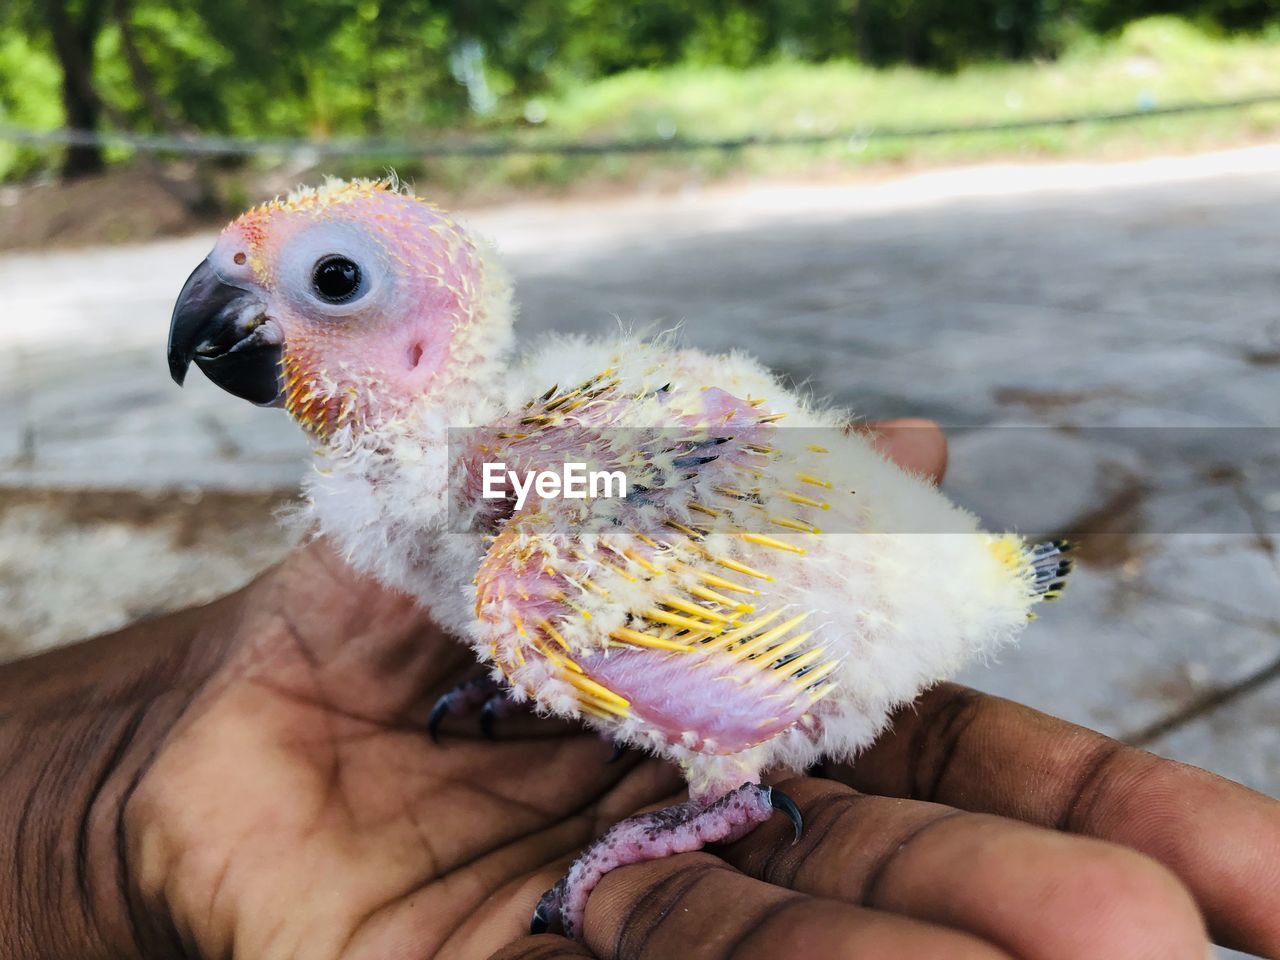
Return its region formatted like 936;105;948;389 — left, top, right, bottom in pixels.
233;251;247;265
409;342;425;369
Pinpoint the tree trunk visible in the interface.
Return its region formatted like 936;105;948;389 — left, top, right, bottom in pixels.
58;83;102;179
44;0;108;179
852;0;874;64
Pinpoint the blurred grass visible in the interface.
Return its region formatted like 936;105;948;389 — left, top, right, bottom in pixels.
545;18;1278;139
361;17;1280;199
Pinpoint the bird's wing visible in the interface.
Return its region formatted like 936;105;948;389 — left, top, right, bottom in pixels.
470;371;843;756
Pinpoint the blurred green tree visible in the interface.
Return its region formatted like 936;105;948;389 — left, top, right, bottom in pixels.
1079;0;1275;31
1;0;1277;183
4;0;110;177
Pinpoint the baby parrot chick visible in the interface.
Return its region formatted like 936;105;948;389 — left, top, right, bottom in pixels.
167;179;1072;940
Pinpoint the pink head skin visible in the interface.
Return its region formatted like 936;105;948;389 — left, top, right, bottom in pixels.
169;180;510;440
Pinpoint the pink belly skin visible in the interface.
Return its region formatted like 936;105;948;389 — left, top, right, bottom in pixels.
580;646;814;754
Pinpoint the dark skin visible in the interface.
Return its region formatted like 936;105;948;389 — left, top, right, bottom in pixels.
3;421;1278;960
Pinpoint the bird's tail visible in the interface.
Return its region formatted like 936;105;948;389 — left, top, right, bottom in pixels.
1024;538;1075;601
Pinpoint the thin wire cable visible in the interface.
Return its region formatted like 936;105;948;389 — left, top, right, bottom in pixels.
2;92;1279;158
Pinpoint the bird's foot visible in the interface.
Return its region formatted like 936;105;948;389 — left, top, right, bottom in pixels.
531;782;802;940
427;675;512;742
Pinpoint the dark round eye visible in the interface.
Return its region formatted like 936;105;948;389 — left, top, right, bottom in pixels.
312;255;363;304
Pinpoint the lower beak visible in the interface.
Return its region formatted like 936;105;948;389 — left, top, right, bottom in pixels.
167;258;284;406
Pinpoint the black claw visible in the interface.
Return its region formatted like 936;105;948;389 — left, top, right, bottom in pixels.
530;901;551;935
480;699;499;741
768;787;804;843
427;697;450;744
530;888;561;935
606;741;626;764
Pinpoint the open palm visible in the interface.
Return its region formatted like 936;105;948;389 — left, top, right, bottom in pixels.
130;537;686;959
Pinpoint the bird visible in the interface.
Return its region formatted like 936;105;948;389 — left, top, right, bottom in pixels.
167;177;1072;940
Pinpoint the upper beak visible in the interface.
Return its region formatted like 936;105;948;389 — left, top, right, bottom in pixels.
167;258;284;406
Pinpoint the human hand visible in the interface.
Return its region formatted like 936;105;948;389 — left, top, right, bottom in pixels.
7;421;1277;960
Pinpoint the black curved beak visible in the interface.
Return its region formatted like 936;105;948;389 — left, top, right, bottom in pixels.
167;258;284;406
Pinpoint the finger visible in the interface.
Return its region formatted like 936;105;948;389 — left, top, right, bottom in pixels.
862;417;948;483
836;682;1280;955
584;852;1014;959
489;933;598;959
720;777;1208;960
